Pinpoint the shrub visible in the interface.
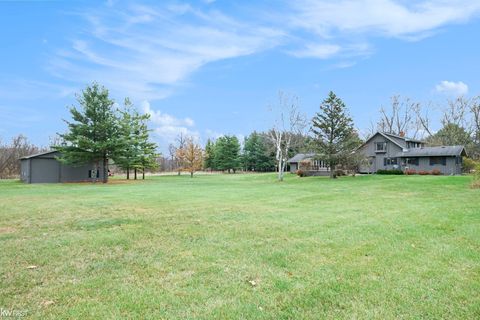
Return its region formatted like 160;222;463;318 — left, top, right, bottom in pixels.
463;157;477;173
334;169;346;177
296;169;306;177
377;169;403;175
418;170;430;175
431;169;441;175
404;169;416;175
472;163;480;189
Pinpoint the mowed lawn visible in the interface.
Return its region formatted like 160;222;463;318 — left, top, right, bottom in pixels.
0;174;479;319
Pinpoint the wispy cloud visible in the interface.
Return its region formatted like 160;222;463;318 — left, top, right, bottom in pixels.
435;80;469;96
48;3;284;101
290;0;480;38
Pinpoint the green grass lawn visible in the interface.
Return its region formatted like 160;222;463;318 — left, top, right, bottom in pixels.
0;174;479;319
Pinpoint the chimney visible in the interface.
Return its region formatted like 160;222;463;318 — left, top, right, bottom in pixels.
399;131;405;137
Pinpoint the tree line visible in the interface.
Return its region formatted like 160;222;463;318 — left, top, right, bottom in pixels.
2;83;480;180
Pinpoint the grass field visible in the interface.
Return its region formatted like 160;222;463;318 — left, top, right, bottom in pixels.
0;174;479;319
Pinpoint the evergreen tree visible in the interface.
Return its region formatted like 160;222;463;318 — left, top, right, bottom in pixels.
243;132;274;172
426;123;474;150
204;139;215;171
114;98;139;179
311;91;358;179
214;135;241;173
134;114;158;179
55;83;118;183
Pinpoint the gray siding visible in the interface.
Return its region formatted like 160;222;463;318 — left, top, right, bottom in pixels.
20;159;30;183
289;163;298;173
403;156;461;175
21;151;106;183
30;158;60;183
358;133;403;173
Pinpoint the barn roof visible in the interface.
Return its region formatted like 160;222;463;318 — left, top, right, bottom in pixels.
20;150;58;160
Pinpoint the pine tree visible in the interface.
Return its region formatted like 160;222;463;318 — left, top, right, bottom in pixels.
55;83;118;183
114;98;139;179
135;114;158;179
311;91;358;179
204;139;215;171
243;132;274;172
214;135;241;173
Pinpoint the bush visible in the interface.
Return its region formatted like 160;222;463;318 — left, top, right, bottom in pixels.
334;169;346;177
463;157;477;173
404;169;416;175
377;169;404;175
296;169;306;177
418;170;430;175
431;169;441;175
472;164;480;189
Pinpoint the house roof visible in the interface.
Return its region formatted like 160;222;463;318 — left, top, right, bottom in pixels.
20;150;58;160
395;145;467;157
358;131;425;150
287;153;316;163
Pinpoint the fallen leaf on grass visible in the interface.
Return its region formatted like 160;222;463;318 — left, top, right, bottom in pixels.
41;300;55;307
26;265;38;270
247;278;260;287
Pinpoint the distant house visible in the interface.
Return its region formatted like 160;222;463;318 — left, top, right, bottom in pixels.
287;131;467;176
356;131;467;175
287;153;330;176
20;151;105;183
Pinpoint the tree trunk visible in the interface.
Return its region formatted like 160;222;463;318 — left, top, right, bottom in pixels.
102;157;108;183
134;168;137;180
329;161;336;179
277;159;284;181
127;168;130;180
142;169;145;180
190;171;193;178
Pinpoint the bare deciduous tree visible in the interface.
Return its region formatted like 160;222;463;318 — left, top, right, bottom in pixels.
0;135;45;179
268;92;307;181
377;95;420;137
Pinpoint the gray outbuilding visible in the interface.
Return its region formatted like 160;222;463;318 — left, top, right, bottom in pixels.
20;151;105;183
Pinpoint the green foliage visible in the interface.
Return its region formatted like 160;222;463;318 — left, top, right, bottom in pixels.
463;157;477;173
311;91;359;178
214;135;241;173
55;83;117;183
377;169;404;175
427;123;474;151
204;139;215;170
242;132;275;172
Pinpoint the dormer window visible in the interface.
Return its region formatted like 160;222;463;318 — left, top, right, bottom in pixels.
375;142;386;152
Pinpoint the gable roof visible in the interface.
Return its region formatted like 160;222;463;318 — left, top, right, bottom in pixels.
358;131;425;150
287;153;316;163
20;150;58;160
395;145;467;157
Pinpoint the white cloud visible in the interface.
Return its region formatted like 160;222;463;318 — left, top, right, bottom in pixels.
141;101;199;144
48;3;284;101
435;80;469;96
290;0;480;38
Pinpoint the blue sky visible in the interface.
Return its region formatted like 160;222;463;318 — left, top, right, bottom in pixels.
1;0;480;151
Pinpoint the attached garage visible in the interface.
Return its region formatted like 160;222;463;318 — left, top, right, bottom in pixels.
20;151;104;183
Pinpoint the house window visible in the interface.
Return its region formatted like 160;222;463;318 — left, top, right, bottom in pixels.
384;158;398;166
406;158;419;166
375;142;386;152
430;157;446;166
